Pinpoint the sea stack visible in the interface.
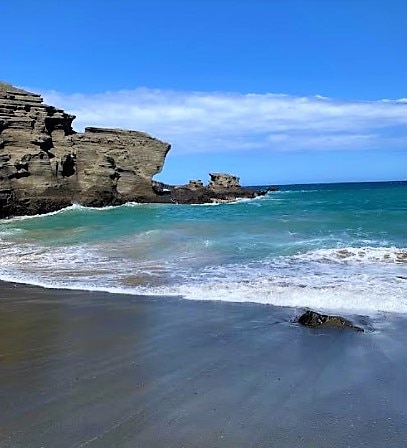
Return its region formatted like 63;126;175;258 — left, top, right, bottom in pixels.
169;173;265;204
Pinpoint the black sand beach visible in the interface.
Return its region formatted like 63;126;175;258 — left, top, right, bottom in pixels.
0;281;406;448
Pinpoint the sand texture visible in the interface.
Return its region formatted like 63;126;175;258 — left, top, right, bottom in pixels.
0;282;406;447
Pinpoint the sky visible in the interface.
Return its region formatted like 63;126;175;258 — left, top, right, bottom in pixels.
1;0;406;185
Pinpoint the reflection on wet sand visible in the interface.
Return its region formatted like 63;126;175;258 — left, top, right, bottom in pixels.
0;282;406;448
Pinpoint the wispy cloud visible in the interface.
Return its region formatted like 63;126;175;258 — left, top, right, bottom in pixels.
39;88;407;154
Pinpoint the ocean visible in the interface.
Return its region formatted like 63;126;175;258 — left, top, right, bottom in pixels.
1;181;406;314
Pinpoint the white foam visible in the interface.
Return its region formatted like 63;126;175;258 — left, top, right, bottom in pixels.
1;205;76;222
295;246;407;264
122;202;144;208
171;274;407;314
162;247;407;313
0;228;23;237
189;195;267;207
1;241;406;314
0;203;115;223
0;202;159;223
2;271;404;315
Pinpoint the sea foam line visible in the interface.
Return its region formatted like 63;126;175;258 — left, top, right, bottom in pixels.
294;246;407;264
1;269;406;315
1;241;406;315
0;201;160;223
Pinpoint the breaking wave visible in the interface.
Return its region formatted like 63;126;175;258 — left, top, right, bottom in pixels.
1;182;406;314
0;242;406;314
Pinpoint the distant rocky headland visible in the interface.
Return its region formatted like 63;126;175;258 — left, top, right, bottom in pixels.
0;82;269;218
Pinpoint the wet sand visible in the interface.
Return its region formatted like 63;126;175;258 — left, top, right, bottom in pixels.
0;281;406;447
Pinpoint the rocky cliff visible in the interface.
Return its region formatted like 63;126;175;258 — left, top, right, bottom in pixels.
1;82;270;218
0;82;170;217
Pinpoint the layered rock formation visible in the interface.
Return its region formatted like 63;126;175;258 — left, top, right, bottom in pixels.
168;173;266;204
1;82;271;218
208;173;240;191
0;82;170;217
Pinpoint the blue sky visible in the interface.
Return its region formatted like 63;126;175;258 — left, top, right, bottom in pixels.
2;0;406;185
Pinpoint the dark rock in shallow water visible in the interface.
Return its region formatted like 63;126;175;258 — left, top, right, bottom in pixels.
298;310;364;332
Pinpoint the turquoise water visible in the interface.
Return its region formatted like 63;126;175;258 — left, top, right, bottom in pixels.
1;181;406;313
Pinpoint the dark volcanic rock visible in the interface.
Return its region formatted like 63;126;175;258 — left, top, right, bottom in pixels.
298;310;364;332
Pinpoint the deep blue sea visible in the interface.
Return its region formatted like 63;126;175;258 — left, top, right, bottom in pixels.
1;181;406;314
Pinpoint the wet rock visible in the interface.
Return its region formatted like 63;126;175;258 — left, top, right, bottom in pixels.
298;310;364;332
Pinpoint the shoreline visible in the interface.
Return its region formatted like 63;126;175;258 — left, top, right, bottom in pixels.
0;191;267;222
0;281;406;447
2;275;406;317
1;180;405;221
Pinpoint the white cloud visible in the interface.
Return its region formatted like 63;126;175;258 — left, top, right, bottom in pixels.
39;88;407;154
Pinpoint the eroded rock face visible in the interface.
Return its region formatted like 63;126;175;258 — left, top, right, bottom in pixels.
169;174;267;204
0;82;170;217
208;173;240;192
70;127;170;206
